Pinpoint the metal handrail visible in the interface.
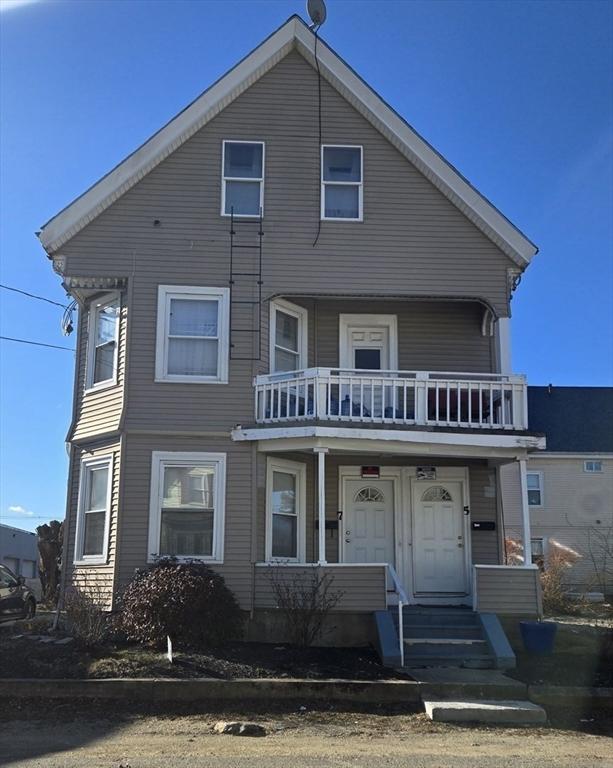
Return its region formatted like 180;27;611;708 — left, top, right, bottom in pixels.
387;564;408;668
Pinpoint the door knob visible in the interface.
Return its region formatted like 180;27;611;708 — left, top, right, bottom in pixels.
458;543;463;548
345;538;351;543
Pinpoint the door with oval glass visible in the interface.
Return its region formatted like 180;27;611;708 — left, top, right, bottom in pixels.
343;479;395;565
412;481;468;596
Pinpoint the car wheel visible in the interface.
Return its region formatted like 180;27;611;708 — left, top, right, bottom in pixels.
24;599;36;620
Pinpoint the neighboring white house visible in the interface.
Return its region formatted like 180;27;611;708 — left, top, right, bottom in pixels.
501;386;613;596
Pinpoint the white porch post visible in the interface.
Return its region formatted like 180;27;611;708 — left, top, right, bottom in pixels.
496;317;512;375
315;447;328;564
518;458;532;567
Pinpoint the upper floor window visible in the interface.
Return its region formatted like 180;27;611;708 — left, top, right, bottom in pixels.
584;460;603;473
148;452;226;562
86;294;120;390
270;299;308;373
75;455;113;564
222;141;264;217
321;145;363;221
155;286;229;384
527;471;543;507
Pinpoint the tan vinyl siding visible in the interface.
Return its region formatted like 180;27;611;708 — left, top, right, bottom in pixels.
469;465;500;564
501;458;613;591
65;440;121;609
117;434;254;607
311;300;493;372
57;50;515;437
254;565;387;612
474;566;541;616
71;298;126;442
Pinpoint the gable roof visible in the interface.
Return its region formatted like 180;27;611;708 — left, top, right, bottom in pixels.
528;386;613;453
38;15;538;266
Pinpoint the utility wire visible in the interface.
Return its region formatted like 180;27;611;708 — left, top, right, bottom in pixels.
0;335;75;352
0;283;68;309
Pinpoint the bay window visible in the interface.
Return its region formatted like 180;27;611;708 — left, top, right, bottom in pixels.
86;294;120;389
75;455;113;564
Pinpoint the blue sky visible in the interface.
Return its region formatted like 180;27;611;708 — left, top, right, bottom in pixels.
1;0;611;533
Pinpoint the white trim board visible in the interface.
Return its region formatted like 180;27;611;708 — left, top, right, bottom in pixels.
38;16;537;267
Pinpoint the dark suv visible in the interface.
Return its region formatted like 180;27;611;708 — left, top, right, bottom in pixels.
0;564;36;622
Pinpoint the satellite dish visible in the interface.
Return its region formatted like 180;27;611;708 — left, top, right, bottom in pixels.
307;0;327;28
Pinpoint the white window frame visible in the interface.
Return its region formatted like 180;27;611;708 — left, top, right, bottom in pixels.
527;471;543;508
85;292;120;392
155;285;229;384
265;457;307;563
269;298;308;374
74;454;113;565
321;144;363;222
221;139;265;218
530;537;546;568
147;451;226;564
584;460;603;473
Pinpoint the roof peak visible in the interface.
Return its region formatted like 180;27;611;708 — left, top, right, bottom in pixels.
39;15;537;266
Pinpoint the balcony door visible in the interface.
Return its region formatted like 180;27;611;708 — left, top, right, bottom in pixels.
339;314;398;371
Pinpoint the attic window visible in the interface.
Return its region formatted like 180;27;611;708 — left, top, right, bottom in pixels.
584;460;603;473
321;145;363;221
222;141;264;217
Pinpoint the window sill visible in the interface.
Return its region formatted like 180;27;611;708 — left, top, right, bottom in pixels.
84;380;119;395
154;377;228;385
147;556;224;565
74;558;108;567
221;212;262;219
321;216;363;223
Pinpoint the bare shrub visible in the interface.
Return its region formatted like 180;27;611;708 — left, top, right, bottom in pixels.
64;581;110;647
504;536;524;566
541;546;582;616
267;567;344;647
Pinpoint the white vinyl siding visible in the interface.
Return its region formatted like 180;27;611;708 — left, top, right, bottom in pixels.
266;457;306;562
221;140;264;217
86;293;120;390
147;452;226;563
155;286;229;383
321;145;363;221
74;455;113;565
270;299;308;373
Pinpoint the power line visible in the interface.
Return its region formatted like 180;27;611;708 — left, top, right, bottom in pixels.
0;335;75;352
0;283;68;309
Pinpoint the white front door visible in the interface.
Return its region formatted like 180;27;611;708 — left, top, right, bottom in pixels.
348;327;389;371
343;479;395;565
412;481;468;596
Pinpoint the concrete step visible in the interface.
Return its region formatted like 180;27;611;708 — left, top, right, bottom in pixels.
405;637;485;646
405;641;489;655
394;611;480;627
402;625;483;640
423;699;547;725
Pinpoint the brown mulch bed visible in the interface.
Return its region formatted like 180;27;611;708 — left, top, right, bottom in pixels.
0;630;405;681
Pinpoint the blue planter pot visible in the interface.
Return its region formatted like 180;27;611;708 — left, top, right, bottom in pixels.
519;620;557;654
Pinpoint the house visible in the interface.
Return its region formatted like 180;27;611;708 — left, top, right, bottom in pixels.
0;524;41;599
38;16;546;665
501;386;613;598
0;524;38;581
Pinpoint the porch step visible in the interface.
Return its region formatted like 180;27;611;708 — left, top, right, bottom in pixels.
403;625;483;640
404;640;489;655
393;609;480;628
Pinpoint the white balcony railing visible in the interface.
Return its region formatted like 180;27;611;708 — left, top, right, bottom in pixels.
254;368;528;430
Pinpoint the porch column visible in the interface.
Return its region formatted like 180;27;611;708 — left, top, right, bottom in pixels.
314;447;328;564
518;458;532;567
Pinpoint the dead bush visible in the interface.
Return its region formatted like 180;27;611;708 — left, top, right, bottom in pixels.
64;581;110;647
268;567;344;647
541;546;583;616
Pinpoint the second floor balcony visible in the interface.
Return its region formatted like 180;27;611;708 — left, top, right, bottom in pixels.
254;368;528;431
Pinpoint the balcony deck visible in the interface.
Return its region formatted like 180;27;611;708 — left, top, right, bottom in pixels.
254;368;528;431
